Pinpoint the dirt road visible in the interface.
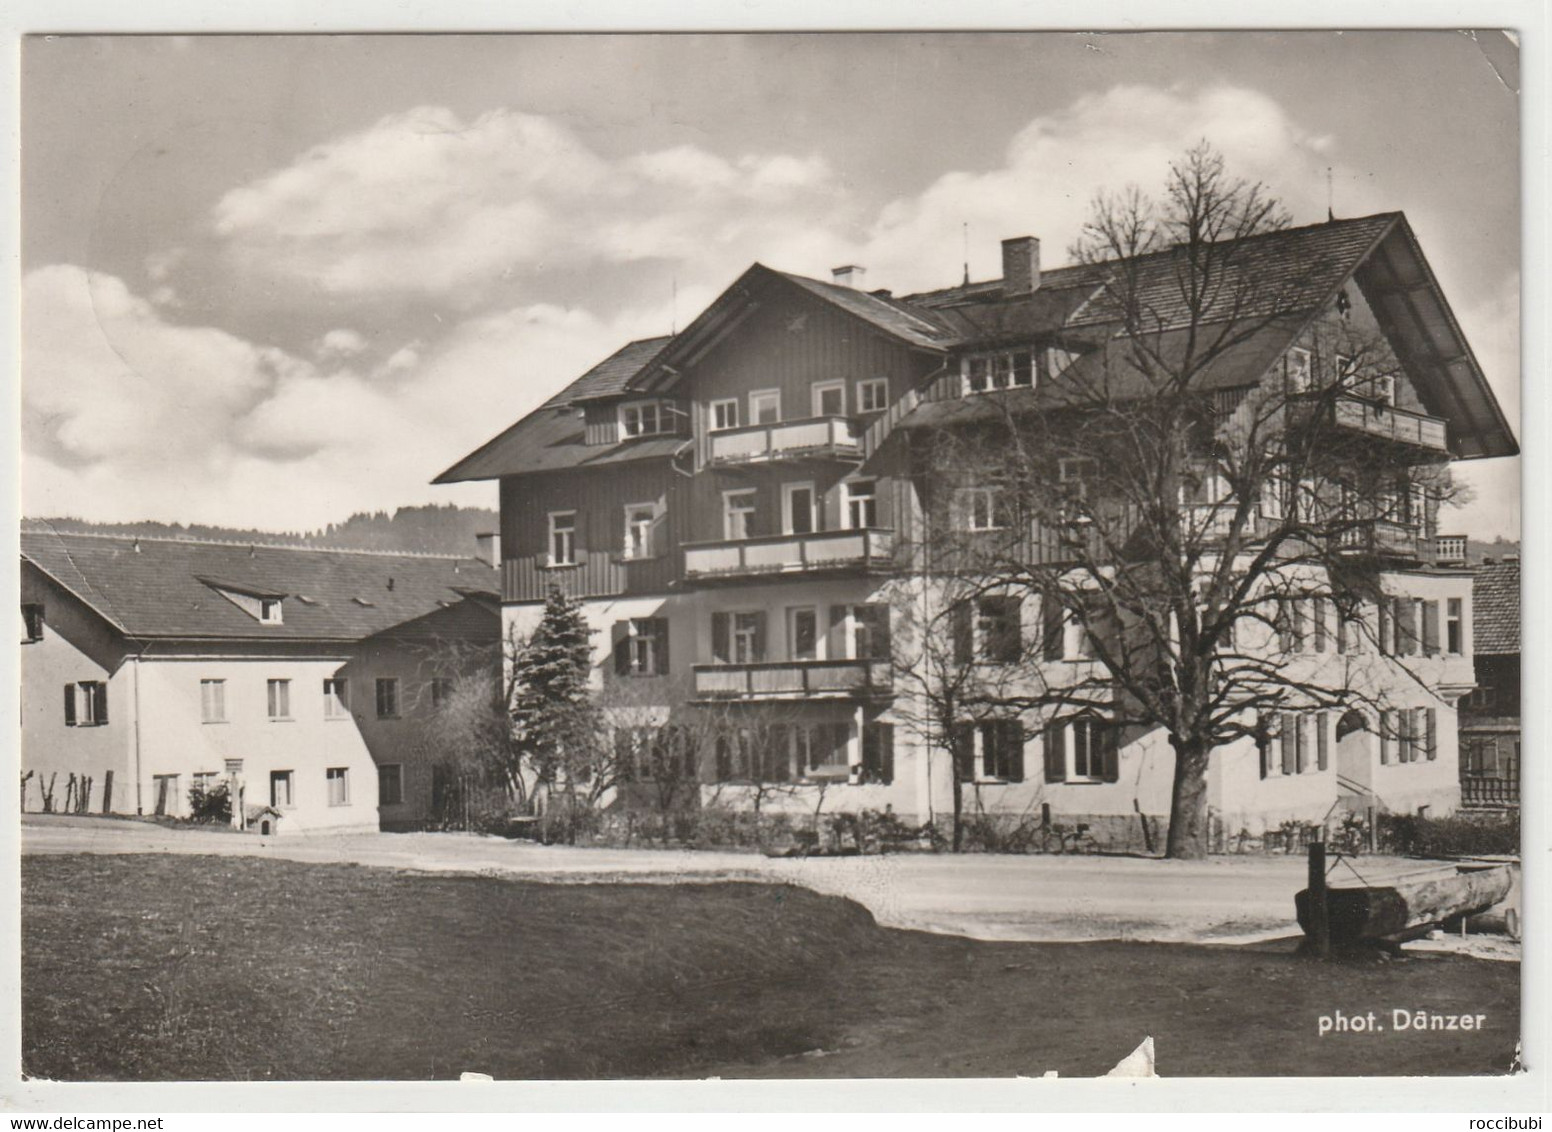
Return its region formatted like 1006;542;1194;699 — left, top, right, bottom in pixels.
19;814;1453;944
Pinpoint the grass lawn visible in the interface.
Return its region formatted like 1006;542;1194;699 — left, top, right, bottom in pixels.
23;853;1518;1080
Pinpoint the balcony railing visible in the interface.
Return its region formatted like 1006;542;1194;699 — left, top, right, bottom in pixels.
707;416;863;465
692;658;893;700
1336;518;1431;561
683;528;894;582
1292;395;1449;453
1461;776;1518;810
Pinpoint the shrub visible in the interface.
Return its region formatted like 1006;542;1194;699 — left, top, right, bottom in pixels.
187;780;232;825
1378;811;1520;858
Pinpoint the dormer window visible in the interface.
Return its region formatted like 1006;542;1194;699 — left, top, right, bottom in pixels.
961;349;1035;396
620;401;674;438
1285;347;1313;393
198;577;288;625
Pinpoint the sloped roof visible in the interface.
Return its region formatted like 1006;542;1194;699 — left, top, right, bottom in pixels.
21;526;498;642
777;271;954;348
433;336;682;483
1473;560;1520;656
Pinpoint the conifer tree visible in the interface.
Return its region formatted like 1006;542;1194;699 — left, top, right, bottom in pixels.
511;586;601;792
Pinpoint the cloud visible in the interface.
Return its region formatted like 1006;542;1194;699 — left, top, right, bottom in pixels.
22;263;692;530
211;106;845;306
856;84;1348;294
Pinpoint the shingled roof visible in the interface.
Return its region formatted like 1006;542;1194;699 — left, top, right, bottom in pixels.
21;527;498;643
435;210;1515;484
1473;560;1520;656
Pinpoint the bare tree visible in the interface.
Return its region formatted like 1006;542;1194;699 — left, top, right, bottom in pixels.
904;144;1461;858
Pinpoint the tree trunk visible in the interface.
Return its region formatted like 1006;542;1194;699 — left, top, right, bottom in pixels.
1165;734;1212;859
950;771;964;852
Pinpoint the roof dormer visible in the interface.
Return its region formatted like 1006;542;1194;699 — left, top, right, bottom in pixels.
197;577;287;625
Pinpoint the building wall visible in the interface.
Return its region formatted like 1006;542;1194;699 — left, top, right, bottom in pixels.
130;652;379;833
20;568;136;814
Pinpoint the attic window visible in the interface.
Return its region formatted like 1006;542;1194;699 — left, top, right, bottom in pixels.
260;598;283;625
352;596;376;608
620;400;675;438
961;349;1035;396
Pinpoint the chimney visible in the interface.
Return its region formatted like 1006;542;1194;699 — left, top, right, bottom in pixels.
475;532;500;567
1001;236;1040;297
831;264;866;290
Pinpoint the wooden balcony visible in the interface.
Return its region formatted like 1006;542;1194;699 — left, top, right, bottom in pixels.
1292;396;1449;454
682;527;894;584
707;416;863;466
692;659;893;701
1335;518;1432;562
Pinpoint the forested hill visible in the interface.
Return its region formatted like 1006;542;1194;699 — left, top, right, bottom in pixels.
25;504;500;558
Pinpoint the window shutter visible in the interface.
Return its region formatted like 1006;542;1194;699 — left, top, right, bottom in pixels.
1378;710;1392;765
1258;724;1271;780
752;611;767;662
1004;722;1026;783
94;682;108;724
1295;715;1309;773
653;619;670;675
1100;724;1120;783
1276;600;1293;653
711;612;731;664
1043;724;1065;783
1378;601;1393;655
650;505;669;558
1316;712;1330;771
870;605;892;661
952;602;973;666
1041;596;1064;661
829;605;849;657
1335;612;1348;655
1422;601;1440;655
1397;598;1417;655
1280;713;1297;775
1313;598;1328;653
951;723;976;783
612;621;631;676
1425;708;1438;761
63;684;76;726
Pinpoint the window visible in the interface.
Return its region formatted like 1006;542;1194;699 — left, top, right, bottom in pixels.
620;401;673;438
613;618;669;676
732;613;762;663
1043;718;1119;783
63;681;108;727
953;720;1025;783
379;764;404;806
1446;598;1464;655
200;679;227;724
1371;373;1397;406
749;389;781;425
623;503;658;560
782;482;817;535
260;598;283;625
788;607;819;660
811;380;846;417
1286;346;1313;393
324;677;349;719
856;378;889;413
958;487;1009;531
860;721;894;785
961;349;1035;396
723;490;756;541
832;603;891;661
376;677;400;719
21;603;44;643
710;399;740;431
548;511;577;567
954;596;1021;664
266;678;291;720
430;677;454;709
270;770;294;809
844;479;877;529
326;767;350;807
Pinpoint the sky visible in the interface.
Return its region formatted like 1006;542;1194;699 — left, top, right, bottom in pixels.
20;31;1521;538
